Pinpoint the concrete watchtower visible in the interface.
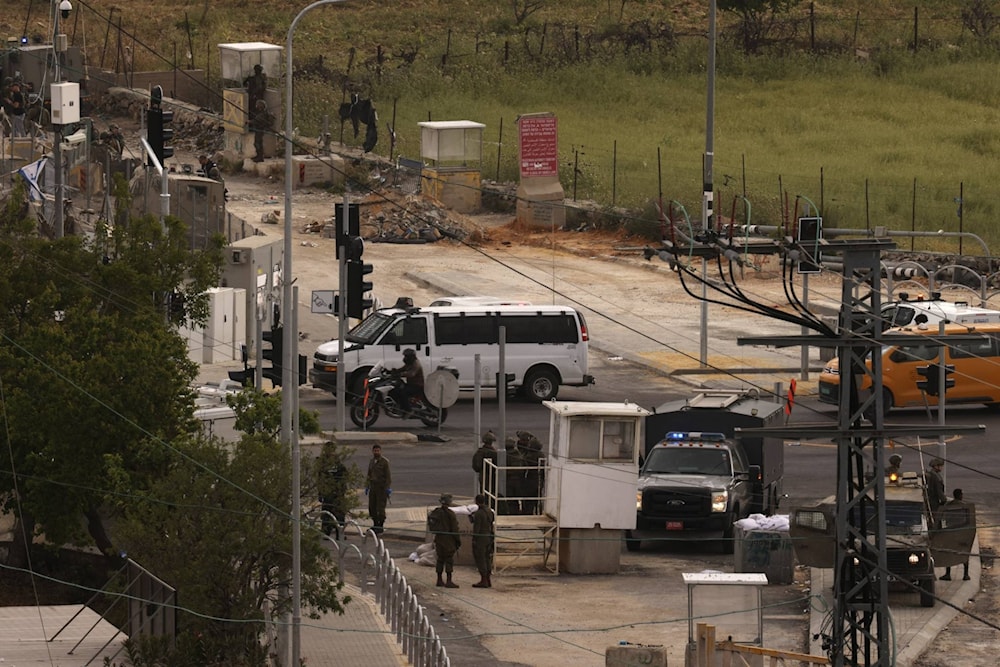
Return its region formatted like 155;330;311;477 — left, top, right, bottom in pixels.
218;42;283;162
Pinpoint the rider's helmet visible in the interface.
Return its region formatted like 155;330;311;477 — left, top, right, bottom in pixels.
403;349;416;360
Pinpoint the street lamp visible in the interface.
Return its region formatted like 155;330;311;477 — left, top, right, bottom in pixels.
283;3;346;667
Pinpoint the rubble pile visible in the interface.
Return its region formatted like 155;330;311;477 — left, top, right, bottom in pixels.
90;87;224;155
308;192;491;245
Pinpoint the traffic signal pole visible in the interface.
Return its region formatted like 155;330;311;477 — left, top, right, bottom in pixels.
335;194;349;432
937;321;947;483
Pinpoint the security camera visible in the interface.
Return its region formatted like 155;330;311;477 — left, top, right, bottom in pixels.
59;0;72;19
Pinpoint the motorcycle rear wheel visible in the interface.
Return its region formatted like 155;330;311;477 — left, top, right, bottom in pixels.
420;407;447;428
350;397;381;429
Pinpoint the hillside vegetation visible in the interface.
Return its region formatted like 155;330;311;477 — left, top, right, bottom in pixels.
7;0;1000;250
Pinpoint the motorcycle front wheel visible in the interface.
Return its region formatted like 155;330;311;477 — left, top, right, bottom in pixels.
350;397;381;429
420;407;448;428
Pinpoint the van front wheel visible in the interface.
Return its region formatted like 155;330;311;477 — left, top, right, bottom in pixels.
523;368;559;402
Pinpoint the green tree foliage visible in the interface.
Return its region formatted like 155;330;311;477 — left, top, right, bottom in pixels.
717;0;803;54
0;184;224;566
115;394;349;666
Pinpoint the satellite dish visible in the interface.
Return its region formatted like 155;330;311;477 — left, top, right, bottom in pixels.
424;369;459;408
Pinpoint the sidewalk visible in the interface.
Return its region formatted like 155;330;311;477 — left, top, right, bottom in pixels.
300;582;409;667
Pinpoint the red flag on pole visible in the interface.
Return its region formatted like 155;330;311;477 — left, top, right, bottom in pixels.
785;378;797;417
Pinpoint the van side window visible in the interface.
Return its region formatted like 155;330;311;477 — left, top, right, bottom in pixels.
951;336;995;359
500;314;578;344
435;314;499;345
889;344;937;363
379;317;428;347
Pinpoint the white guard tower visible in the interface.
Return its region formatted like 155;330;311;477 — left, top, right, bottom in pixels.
417;120;485;213
544;400;650;574
218;43;283;161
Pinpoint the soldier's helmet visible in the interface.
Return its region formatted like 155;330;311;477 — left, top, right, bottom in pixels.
482;431;496;445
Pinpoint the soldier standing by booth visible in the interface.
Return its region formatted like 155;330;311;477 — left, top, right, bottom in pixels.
429;493;461;588
470;494;495;588
518;431;544;515
472;431;498;495
503;437;526;515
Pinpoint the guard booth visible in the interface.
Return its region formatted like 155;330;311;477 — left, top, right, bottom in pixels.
218;43;282;161
543;400;650;574
418;120;484;214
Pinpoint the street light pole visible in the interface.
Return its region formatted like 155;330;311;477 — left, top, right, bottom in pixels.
283;3;346;666
700;0;717;367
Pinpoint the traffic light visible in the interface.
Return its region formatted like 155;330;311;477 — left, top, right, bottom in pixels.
260;326;308;386
228;344;254;386
796;216;822;274
916;364;941;397
942;363;956;393
147;85;174;166
263;326;283;386
345;233;373;319
335;202;360;260
346;254;374;319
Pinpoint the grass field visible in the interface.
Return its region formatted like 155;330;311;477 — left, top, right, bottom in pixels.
7;0;1000;249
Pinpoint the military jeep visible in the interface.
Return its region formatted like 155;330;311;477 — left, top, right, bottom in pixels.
790;471;976;608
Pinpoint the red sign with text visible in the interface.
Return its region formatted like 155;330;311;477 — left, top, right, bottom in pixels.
518;115;559;178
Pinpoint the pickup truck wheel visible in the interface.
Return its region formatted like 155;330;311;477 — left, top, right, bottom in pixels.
721;514;737;555
919;578;936;608
624;530;641;552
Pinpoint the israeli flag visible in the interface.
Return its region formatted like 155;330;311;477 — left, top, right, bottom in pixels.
18;156;47;202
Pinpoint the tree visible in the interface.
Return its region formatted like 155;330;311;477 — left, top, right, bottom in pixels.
114;392;349;665
0;183;224;567
717;0;803;55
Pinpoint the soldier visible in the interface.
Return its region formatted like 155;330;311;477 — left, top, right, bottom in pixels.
470;494;495;588
472;431;498;495
940;489;972;581
243;64;267;111
924;457;946;527
249;99;273;163
317;446;348;540
885;453;902;479
503;437;526;515
428;493;461;588
365;444;391;534
198;154;222;181
518;431;544;515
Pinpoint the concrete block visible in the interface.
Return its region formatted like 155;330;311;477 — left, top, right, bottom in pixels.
605;644;667;667
291;154;344;189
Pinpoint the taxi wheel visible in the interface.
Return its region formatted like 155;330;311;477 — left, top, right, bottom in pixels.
863;388;893;421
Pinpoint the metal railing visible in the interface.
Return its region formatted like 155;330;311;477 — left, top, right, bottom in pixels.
310;512;451;667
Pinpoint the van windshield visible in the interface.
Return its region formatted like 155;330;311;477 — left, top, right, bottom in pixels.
347;312;395;345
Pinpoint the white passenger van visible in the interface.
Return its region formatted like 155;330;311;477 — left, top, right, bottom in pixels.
308;301;594;402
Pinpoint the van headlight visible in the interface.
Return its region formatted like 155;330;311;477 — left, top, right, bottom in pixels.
636;491;643;511
711;490;728;513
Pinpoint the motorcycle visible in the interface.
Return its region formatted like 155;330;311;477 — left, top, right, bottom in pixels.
350;362;448;429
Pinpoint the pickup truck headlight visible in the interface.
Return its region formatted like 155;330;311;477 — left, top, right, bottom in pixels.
711;490;728;513
635;491;642;511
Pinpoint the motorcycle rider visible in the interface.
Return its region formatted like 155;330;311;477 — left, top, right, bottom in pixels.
390;348;424;416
